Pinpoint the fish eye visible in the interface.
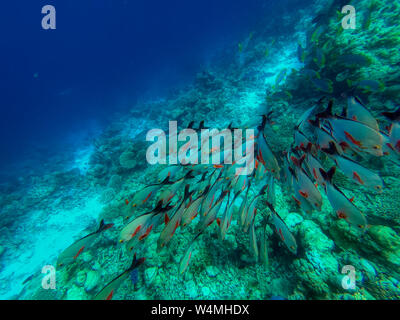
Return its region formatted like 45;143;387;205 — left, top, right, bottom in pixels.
373;145;381;150
358;225;364;229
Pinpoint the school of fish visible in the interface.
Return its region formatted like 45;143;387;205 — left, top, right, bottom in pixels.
56;97;400;299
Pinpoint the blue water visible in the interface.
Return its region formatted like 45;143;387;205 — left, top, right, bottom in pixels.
0;0;275;172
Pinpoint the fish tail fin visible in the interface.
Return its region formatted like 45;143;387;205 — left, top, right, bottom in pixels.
300;142;313;153
308;117;320;128
153;200;165;212
129;253;146;271
160;175;172;185
187;121;194;129
316;100;334;119
340;106;348;118
319;166;336;183
321;141;338;155
291;154;306;168
97;219;114;233
184;169;195;180
382;106;400;122
259;111;274;131
258;184;269;197
183;184;192;201
200;171;208;182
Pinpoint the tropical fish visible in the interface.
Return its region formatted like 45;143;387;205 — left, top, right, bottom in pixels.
291;155;323;211
322;142;383;192
310;26;323;43
249;220;258;260
157;185;193;252
337;53;371;67
239;181;251;226
244;184;268;232
388;122;400;153
119;201;174;243
348;79;385;93
57;219;114;267
309;118;344;154
294;129;312;151
310;77;333;93
256;129;280;178
196;190;229;234
328;117;383;156
157;170;196;206
130;184;162;209
94;254;145;300
178;234;201;274
302;144;325;187
266;202;297;254
181;186;209;228
254;159;267;181
319;167;368;229
343;96;379;131
297;105;316;129
201;171;223;216
317;102;383;156
220;189;242;240
157;165;182;183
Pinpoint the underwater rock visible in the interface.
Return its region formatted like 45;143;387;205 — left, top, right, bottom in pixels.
107;175;122;190
185;280;198;299
201;286;211;297
359;258;377;281
144;267;157;284
100;187;116;204
66;285;89;300
368;225;400;267
284;213;304;230
75;270;87;287
119;150;138;169
88;164;107;178
205;265;219;278
299;220;334;253
84;271;100;293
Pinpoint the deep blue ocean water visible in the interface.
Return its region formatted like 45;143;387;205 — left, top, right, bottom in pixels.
0;0;298;173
